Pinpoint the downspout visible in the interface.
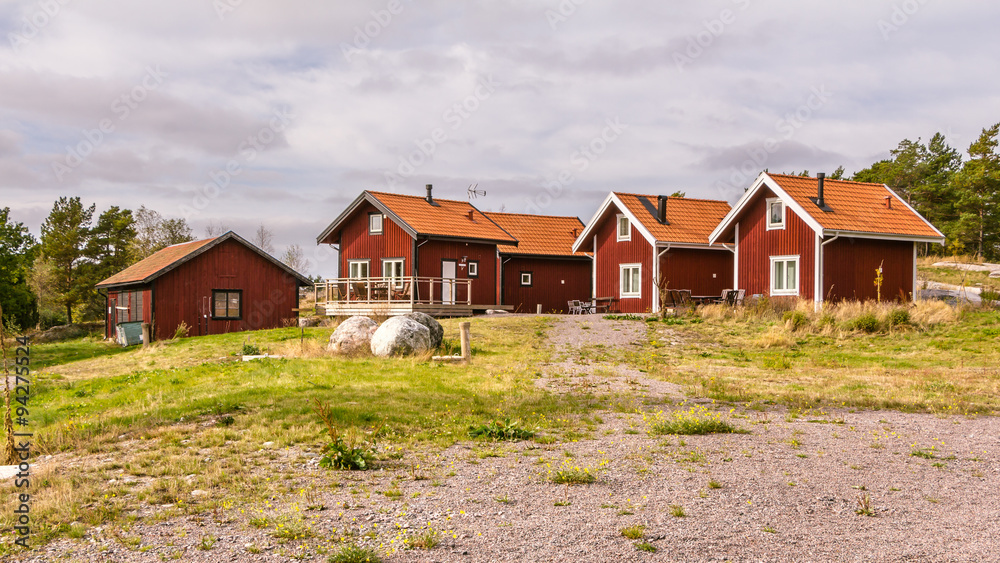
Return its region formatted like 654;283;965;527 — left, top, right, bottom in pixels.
817;231;841;310
98;289;108;340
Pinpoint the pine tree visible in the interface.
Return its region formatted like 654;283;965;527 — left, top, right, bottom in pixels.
39;197;94;324
0;208;39;330
953;124;1000;260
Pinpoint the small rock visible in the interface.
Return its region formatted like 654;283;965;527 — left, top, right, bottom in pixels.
191;490;209;498
263;441;275;448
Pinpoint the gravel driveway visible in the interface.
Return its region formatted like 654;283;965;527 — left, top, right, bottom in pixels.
14;316;1000;562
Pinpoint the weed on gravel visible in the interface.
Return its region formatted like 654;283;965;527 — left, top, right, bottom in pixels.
645;404;747;436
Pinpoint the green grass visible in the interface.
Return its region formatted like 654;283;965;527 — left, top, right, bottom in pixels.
0;317;602;555
329;544;383;563
27;335;132;371
645;405;746;436
620;525;645;540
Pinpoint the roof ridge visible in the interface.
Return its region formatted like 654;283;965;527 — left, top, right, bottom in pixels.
367;190;477;207
612;191;730;204
485;211;583;220
767;173;886;187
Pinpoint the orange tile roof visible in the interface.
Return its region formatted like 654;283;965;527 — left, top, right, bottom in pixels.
368;191;517;244
768;174;942;238
484;212;588;257
615;193;732;244
96;238;218;288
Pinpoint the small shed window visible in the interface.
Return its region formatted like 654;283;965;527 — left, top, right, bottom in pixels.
468;260;479;278
369;213;383;234
770;256;799;296
520;272;533;287
617;214;631;241
115;290;143;324
620;264;641;298
766;198;785;230
213;290;242;320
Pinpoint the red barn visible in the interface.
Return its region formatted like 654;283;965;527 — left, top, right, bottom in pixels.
484;212;592;314
573;192;733;314
315;185;518;316
709;172;945;305
95;231;311;342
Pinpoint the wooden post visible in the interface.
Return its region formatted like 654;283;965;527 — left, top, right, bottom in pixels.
141;323;151;347
536;304;542;315
460;321;471;363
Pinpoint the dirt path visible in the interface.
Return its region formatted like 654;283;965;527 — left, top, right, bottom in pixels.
12;316;1000;562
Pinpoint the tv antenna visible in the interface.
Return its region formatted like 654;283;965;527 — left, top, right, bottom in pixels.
467;184;486;199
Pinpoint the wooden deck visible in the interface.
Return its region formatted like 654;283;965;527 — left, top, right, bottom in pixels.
314;276;512;318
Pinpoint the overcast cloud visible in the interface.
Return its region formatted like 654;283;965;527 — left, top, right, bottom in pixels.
1;0;997;276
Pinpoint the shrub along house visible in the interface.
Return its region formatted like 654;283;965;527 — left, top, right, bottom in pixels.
483;212;592;313
315;185;518;316
95;231;312;344
708;172;946;305
573;192;733;314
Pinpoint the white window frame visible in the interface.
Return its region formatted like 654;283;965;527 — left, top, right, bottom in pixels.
616;214;631;241
348;259;370;279
520;272;533;286
382;258;404;289
769;255;799;296
467;260;479;278
368;213;383;235
766;198;785;231
619;263;641;299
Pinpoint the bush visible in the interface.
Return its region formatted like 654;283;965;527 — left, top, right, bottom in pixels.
887;308;910;328
468;418;534;441
850;313;880;333
782;310;809;331
241;342;262;356
174;321;190;339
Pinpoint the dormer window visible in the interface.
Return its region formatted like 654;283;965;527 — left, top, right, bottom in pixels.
766;198;785;230
617;214;631;241
369;213;383;235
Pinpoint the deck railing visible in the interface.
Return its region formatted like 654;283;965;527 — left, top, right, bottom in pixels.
314;276;473;307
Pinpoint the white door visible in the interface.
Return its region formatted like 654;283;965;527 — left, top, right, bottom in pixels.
442;260;457;304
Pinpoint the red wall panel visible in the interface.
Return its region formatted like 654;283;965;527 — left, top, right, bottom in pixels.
338;201;414;277
151;239;300;340
501;257;592;313
823;238;914;301
593;208;653;313
737;188;817;301
660;248;733;298
416;240;498;306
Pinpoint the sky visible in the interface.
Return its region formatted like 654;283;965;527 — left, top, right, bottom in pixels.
1;0;998;277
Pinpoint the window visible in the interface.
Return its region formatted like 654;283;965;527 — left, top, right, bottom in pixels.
766;198;785;230
617;214;631;241
520;272;533;286
770;256;799;296
212;290;242;320
383;258;404;289
369;213;383;234
114;290;143;324
620;264;641;298
348;260;370;279
467;260;479;278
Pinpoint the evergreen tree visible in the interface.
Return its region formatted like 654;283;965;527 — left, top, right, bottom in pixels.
953;124;1000;260
0;208;39;330
39;197;94;324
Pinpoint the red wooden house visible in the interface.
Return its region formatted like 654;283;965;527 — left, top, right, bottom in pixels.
484;212;592;313
315;185;518;316
573;192;733;314
95;231;311;343
708;172;945;304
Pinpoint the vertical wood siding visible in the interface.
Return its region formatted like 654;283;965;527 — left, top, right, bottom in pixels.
151;239;300;340
737;188;817;301
660;249;733;298
416;240;498;305
500;257;592;313
593;207;652;313
338;201;414;277
823;238;914;301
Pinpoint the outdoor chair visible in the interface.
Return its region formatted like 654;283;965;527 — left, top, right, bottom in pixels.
568;300;583;314
734;289;746;306
714;289;732;304
678;290;693;306
351;282;369;301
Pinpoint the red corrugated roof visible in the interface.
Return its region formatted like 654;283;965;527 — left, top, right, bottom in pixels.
768;174;942;238
368;191;517;243
484;212;588;257
96;238;218;288
615;193;732;244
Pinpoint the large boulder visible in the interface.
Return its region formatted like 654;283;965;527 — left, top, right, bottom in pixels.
402;312;443;348
370;316;432;357
328;316;378;354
